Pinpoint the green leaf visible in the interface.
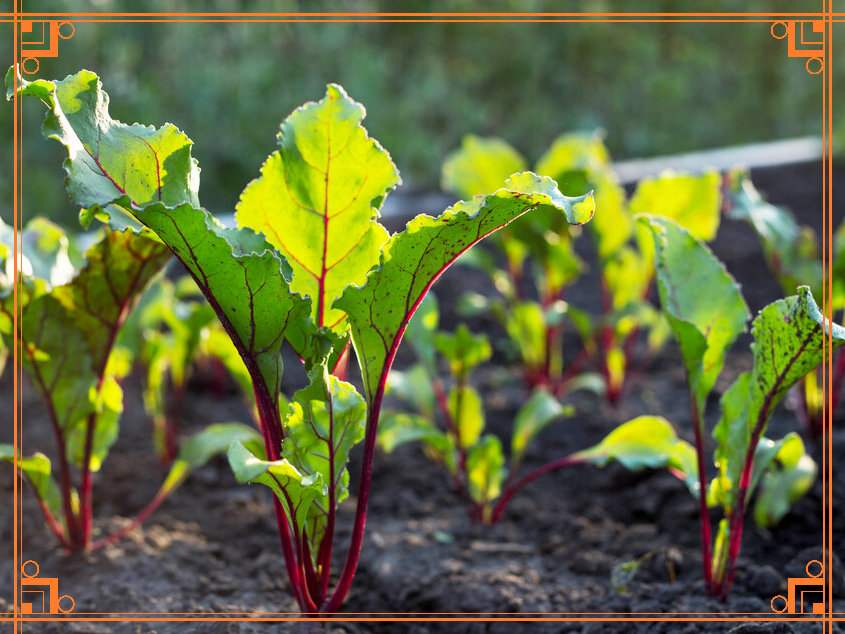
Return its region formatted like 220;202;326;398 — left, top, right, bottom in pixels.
604;246;650;311
535;131;612;176
587;171;631;261
712;287;845;511
10;68;200;222
199;327;256;419
66;375;122;472
336;173;594;406
632;171;722;271
1;282;96;434
441;135;527;200
466;434;506;507
52;229;171;375
228;440;325;532
575;416;697;492
425;431;459;475
386;364;436;420
161;423;264;495
725;169;822;300
753;434;817;528
536;231;583;296
0;445;63;528
448;385;485;449
405;293;439;372
644;216;749;412
376;412;445;453
504;301;547;370
282;365;367;556
566;372;607;397
833;222;845;311
630;171;721;241
1;229;169;472
1;217;77;288
510;389;566;470
236;84;399;332
534;131;630;260
133;201;314;419
435;324;492;379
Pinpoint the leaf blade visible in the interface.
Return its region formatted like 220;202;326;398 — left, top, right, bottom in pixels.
236;84;399;331
336;173;595;405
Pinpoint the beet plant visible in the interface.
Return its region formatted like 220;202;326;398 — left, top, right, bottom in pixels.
379;295;573;523
725;169;845;439
13;68;594;613
603;214;837;600
442;133;720;405
120;274;255;463
0;213;261;551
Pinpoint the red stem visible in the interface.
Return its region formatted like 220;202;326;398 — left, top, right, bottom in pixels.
718;445;755;600
490;454;586;524
317;382;338;604
718;329;818;599
28;360;82;548
269;471;314;613
322;397;382;614
323;207;545;613
509;258;525;302
78;414;97;546
331;341;351;382
554;346;593;396
298;527;319;611
432;377;472;502
31;487;70;549
78;267;144;549
89;489;168;551
689;393;714;596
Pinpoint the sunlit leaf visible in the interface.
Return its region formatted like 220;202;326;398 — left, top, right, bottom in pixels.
712;287;844;512
644;216;749;413
236;84;399;332
441;135;527;200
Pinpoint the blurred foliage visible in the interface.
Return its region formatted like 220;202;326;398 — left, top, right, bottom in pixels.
6;0;836;227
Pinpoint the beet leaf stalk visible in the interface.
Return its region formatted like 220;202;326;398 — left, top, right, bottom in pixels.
709;287;845;598
5;68;268;552
15;68;594;613
640;215;841;600
0;220;169;550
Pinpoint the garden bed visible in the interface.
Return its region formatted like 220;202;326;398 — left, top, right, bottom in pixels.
1;160;843;633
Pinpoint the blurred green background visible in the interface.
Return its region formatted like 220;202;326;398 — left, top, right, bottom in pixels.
5;0;838;227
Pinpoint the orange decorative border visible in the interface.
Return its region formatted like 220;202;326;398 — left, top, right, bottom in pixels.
2;2;839;630
771;20;826;74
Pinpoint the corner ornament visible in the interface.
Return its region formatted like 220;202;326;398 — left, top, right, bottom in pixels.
771;560;825;614
19;20;75;75
20;560;74;614
771;21;824;75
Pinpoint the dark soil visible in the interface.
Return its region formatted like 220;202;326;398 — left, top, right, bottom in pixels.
1;161;843;633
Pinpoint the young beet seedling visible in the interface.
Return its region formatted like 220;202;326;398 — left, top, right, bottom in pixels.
14;68;594;614
380;294;572;523
610;215;837;600
120;274;256;464
724;169;845;438
0;214;261;551
442;133;720;405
